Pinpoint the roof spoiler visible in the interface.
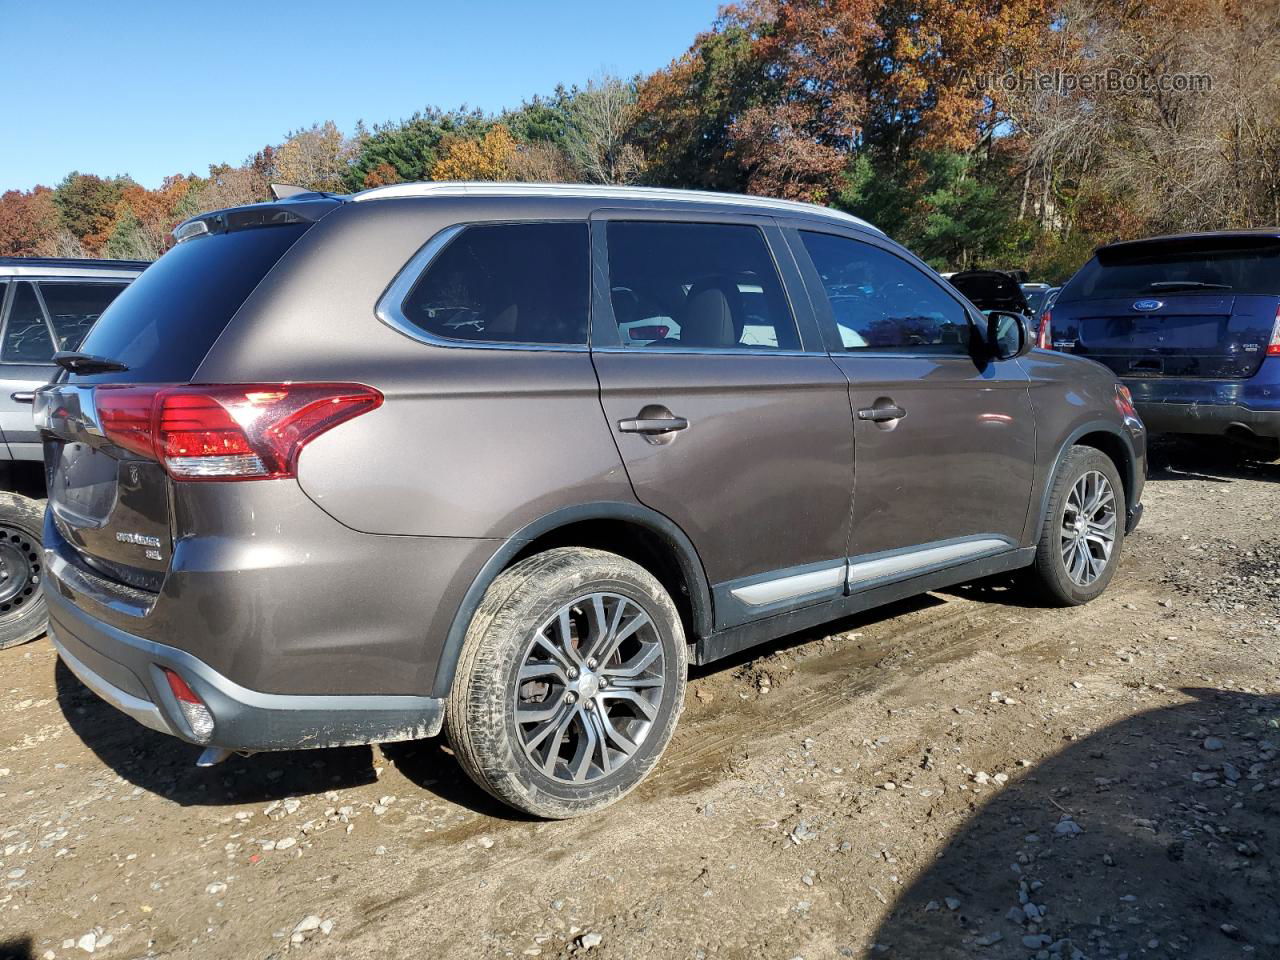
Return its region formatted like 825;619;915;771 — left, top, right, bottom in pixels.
270;183;312;200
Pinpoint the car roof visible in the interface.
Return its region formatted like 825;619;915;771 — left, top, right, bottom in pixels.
351;181;883;234
1098;229;1280;256
0;257;149;279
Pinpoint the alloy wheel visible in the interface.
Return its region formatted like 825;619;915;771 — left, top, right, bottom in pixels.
1060;470;1117;587
514;592;665;785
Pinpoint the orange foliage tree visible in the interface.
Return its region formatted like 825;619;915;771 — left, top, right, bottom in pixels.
0;187;59;256
430;125;517;181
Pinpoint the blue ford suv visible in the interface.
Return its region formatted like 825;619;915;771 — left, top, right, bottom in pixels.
1046;231;1280;458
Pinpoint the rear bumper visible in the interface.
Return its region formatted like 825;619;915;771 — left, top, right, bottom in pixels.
46;583;445;752
1130;399;1280;439
1124;361;1280;439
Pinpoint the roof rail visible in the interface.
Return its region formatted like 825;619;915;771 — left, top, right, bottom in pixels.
351;181;881;233
0;256;151;270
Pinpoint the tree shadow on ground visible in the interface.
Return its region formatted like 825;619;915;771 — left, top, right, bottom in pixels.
868;688;1280;959
0;937;32;960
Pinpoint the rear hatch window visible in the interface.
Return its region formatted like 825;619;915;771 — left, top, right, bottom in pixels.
1054;235;1280;379
71;222;311;385
948;272;1030;315
41;215;316;592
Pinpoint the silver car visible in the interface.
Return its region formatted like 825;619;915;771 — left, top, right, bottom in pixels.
0;257;146;648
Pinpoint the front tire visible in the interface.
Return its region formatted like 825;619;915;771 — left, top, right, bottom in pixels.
0;492;47;650
1027;446;1125;606
445;547;687;819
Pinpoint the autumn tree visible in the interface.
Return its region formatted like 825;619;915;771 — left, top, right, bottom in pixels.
635;15;768;192
431;124;517;181
509;142;578;183
347;108;489;188
107;174;195;259
273;122;353;192
0;187;60;257
53;172;132;253
182;162;272;215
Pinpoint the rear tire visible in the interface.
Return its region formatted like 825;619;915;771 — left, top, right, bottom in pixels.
445;547;687;819
1027;446;1125;607
0;492;47;650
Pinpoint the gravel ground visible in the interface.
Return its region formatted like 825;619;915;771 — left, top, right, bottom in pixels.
2;441;1278;960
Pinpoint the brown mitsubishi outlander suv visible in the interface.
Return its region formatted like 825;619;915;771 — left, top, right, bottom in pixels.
35;183;1145;818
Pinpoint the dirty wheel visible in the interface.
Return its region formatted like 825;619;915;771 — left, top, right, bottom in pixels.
445;547;686;818
1028;446;1125;606
0;492;47;650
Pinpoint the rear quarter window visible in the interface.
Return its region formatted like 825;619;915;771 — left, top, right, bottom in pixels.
396;222;589;346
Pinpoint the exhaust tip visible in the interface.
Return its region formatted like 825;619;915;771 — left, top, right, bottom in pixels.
196;746;233;767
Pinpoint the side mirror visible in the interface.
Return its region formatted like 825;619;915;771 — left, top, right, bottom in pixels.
984;310;1032;361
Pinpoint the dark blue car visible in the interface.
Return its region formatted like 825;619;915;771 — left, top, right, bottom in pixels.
1045;231;1280;458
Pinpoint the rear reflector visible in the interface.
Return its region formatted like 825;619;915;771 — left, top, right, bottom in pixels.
96;384;382;481
163;668;215;742
1268;306;1280;357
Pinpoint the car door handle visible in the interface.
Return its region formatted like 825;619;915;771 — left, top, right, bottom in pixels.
618;416;690;435
10;391;34;404
857;404;906;423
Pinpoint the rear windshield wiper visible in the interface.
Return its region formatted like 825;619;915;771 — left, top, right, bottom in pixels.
1146;281;1232;291
53;351;129;374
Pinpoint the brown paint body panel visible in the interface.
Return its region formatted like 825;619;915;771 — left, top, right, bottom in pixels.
592;351;854;585
832;354;1036;555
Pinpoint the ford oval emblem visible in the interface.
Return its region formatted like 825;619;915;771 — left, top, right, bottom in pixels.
1132;299;1164;312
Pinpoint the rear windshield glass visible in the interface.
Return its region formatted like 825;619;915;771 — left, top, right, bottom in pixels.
72;223;309;382
1060;239;1280;302
949;273;1028;312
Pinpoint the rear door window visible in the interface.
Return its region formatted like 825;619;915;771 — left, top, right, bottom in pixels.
605;221;800;351
399;222;589;346
800;232;972;354
2;283;55;363
38;281;128;352
74;223;311;383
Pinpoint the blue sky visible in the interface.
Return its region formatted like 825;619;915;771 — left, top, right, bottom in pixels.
0;0;721;191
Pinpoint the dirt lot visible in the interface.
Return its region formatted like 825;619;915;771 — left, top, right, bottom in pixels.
3;442;1279;960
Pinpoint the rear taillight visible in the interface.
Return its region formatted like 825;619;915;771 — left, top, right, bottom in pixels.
96;384;382;481
163;668;215;742
1267;306;1280;357
1115;383;1139;420
1036;310;1052;350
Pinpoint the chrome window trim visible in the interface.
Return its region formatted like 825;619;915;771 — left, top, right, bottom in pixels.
0;267;143;279
374;223;591;353
730;564;847;607
591;347;815;358
352;181;882;234
596;218;812;354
